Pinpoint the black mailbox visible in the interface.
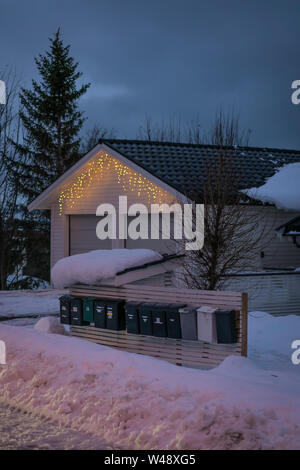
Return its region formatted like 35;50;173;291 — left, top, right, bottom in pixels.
70;297;84;326
94;299;108;329
139;303;155;336
165;304;185;339
105;300;125;331
125;302;142;334
152;304;168;338
215;310;237;343
59;295;73;325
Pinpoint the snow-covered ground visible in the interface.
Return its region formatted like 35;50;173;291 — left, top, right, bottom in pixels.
0;290;300;450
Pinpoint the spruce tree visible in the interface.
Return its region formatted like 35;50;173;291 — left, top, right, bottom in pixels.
15;28;90;200
12;29;90;282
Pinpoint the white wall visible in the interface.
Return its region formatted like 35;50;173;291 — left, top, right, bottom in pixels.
254;206;300;269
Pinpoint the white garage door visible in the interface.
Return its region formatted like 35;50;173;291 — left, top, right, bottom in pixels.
125;215;176;254
69;215;112;256
69;214;176;256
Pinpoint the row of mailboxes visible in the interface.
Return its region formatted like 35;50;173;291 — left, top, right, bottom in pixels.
125;302;185;339
125;303;236;343
59;295;125;330
59;295;237;344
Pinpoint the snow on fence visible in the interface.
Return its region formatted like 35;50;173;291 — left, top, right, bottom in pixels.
69;283;248;369
226;271;300;316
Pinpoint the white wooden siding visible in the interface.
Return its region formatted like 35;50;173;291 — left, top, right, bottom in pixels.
258;207;300;269
131;271;174;287
50;207;68;268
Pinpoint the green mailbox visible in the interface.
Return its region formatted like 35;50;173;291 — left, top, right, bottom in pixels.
83;297;96;325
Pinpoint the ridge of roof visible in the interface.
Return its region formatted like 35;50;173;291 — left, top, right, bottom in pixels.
99;138;300;155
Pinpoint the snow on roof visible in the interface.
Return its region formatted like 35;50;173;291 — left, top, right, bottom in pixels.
242;162;300;211
51;249;163;289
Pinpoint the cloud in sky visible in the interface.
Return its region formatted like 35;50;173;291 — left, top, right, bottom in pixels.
1;0;300;148
83;82;133;101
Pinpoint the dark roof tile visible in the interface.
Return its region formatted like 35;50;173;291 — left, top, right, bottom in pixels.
101;138;300;197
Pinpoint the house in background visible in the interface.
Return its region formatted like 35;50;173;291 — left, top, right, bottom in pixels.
28;139;300;313
275;215;300;248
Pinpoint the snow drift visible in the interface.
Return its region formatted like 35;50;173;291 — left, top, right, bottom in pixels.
34;317;65;335
0;320;300;450
51;249;162;289
242;162;300;211
0;289;64;318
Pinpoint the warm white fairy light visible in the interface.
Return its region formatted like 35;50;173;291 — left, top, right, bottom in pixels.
58;153;168;215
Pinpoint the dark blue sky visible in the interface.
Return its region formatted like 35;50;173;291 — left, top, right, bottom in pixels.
1;0;300;149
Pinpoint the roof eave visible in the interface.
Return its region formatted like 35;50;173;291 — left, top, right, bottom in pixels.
27;143;104;211
27;143;188;212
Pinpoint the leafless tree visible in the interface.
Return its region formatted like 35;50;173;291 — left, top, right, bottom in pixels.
137;116;183;143
137;110;251;146
0;68;25;289
172;112;270;290
81;124;116;154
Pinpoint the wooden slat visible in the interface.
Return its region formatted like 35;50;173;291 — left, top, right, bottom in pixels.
228;272;300;316
69;284;247;368
71;326;241;352
70;335;241;360
73;283;244;300
71;330;237;367
71;283;243;309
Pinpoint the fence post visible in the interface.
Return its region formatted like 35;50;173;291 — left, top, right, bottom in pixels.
241;292;248;357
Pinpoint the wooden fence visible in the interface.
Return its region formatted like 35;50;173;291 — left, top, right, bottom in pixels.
70;283;248;369
226;271;300;316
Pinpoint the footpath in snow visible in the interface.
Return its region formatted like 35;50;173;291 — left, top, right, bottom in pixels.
0;308;300;450
0;403;117;450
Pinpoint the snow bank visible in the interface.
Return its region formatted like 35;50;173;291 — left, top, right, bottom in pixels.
242;162;300;210
248;311;300;370
0;289;65;318
51;249;163;289
6;275;50;290
34;317;65;335
0;322;300;450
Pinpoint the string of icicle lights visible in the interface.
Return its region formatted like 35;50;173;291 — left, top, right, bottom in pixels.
58;153;168;215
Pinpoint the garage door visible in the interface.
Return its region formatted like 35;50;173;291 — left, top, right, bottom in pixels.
125;215;176;254
69;215;112;256
69;214;176;256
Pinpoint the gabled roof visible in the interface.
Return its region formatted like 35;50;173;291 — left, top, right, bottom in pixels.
101;139;300;196
28;138;300;210
276;215;300;236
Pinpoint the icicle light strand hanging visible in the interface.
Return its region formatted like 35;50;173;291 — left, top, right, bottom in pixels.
58;153;168;214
